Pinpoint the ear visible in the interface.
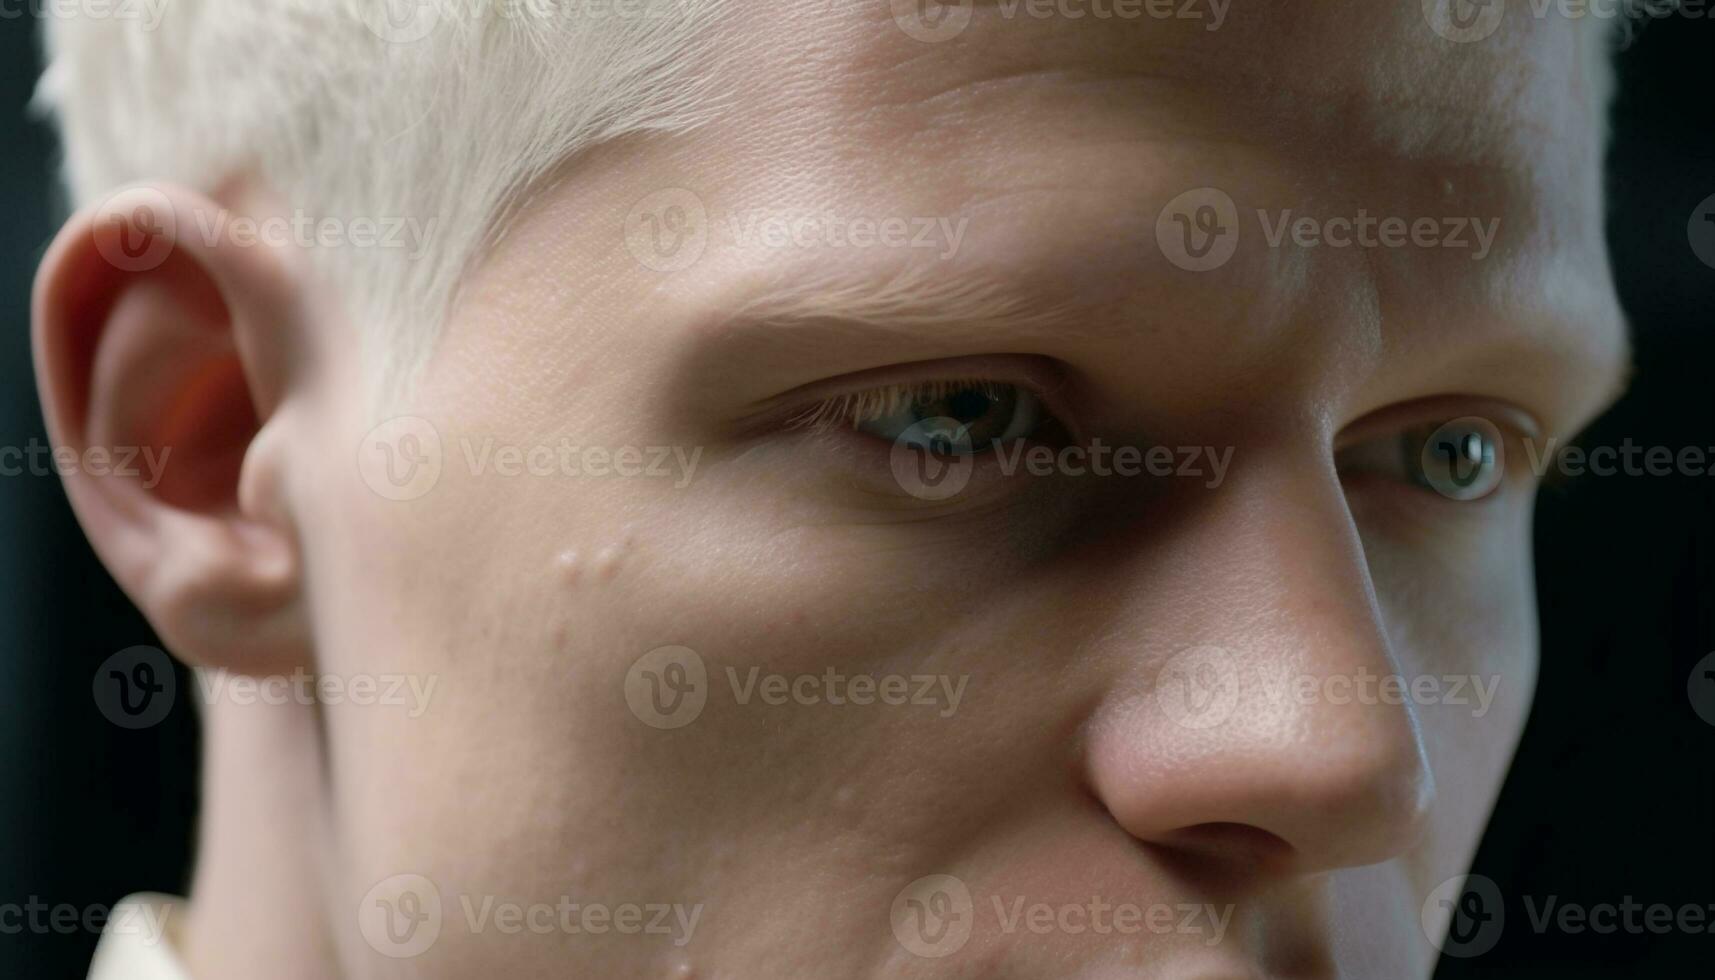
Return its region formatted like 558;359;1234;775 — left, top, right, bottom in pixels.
33;183;312;676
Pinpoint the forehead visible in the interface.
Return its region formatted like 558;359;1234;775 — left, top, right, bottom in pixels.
717;1;1605;151
468;1;1625;433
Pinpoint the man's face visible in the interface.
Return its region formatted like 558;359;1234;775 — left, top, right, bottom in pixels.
299;4;1625;977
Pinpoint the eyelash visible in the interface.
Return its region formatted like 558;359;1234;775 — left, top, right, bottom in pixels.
786;378;1019;434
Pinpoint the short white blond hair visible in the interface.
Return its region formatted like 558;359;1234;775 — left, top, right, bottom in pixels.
38;1;1663;385
38;0;727;383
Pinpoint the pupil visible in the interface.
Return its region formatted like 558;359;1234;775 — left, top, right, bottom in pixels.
946;388;993;423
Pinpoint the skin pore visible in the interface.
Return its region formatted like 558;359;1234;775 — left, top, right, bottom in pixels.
35;2;1628;978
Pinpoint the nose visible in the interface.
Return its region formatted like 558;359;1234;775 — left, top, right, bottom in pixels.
1082;460;1434;874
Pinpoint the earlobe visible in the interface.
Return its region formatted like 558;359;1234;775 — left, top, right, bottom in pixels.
33;183;313;676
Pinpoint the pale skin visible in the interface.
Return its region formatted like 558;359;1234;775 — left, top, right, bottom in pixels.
35;3;1627;978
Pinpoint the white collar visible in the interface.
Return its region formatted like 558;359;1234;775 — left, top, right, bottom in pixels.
87;894;190;980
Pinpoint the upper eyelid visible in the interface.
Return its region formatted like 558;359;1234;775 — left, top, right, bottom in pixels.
788;379;1004;430
754;356;1077;433
1332;398;1541;453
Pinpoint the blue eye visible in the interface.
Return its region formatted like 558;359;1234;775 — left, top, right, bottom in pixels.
1414;416;1505;500
851;381;1044;455
1336;415;1508;501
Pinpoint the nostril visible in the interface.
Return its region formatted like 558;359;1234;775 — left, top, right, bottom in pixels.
1158;822;1297;870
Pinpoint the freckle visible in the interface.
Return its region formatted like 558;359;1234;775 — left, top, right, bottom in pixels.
555;550;582;585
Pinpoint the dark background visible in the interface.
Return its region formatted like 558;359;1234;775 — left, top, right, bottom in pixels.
0;11;1710;980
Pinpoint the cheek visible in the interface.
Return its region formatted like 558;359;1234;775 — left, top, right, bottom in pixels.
1357;489;1540;865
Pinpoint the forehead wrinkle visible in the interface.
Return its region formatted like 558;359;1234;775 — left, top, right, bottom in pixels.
720;264;1096;344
